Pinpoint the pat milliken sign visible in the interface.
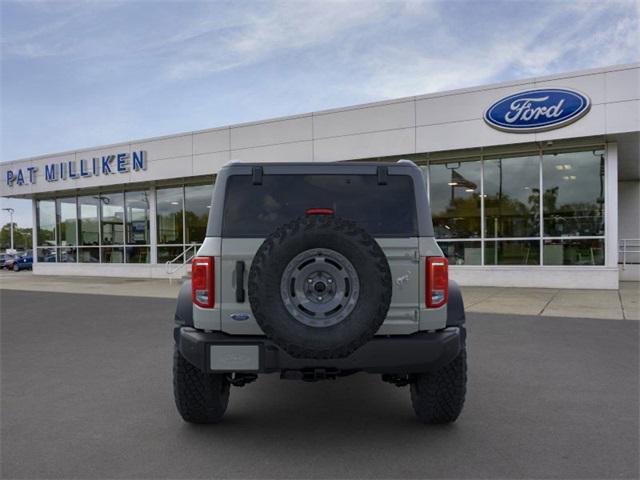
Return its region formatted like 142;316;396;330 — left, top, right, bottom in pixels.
484;88;591;133
5;151;147;187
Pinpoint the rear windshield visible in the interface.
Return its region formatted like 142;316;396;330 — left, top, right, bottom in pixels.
222;174;417;237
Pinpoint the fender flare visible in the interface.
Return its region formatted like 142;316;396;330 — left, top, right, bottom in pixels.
447;279;465;327
174;280;193;327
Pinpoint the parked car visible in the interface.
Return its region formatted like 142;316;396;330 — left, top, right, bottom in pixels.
2;254;17;270
12;252;33;271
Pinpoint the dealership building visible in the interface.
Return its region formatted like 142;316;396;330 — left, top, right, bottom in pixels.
1;63;638;288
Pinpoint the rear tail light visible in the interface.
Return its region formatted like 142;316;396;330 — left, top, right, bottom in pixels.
426;257;448;308
192;256;214;308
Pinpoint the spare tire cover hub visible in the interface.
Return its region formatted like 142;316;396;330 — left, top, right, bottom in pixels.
280;248;360;328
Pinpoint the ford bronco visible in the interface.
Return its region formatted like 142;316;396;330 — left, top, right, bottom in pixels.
173;160;467;424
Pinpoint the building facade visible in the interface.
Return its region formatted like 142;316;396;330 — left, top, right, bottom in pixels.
2;63;639;288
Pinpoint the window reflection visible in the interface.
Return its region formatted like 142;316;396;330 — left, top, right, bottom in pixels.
157;187;183;244
37;200;56;246
484;155;540;238
429;160;481;238
37;246;56;262
125;191;150;245
56;198;77;246
542;150;605;237
485;240;540;265
438;241;481;265
126;246;150;263
544;239;604;265
78;196;100;246
78;247;99;263
100;193;124;245
185;184;212;244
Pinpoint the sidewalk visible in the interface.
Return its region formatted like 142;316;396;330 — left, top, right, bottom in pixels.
463;284;639;320
1;270;638;320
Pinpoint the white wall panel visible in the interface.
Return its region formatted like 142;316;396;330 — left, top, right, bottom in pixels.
416;85;533;126
606;100;640;134
416;119;536;152
314;101;414;138
230;116;312;150
132;156;193;182
193;128;230;155
193;151;230;176
230;141;313;163
606;68;640;103
618;181;640;239
131;134;192;161
535;104;606;141
534;72;606;105
314;128;415;161
76;144;131;162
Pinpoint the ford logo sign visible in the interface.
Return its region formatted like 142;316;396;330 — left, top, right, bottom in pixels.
484;88;591;133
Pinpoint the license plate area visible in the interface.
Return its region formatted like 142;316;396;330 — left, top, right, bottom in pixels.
209;345;260;371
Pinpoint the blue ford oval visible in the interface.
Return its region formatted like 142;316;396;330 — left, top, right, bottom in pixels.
484;88;591;132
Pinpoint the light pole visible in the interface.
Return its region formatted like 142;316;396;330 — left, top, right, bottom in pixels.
2;207;15;251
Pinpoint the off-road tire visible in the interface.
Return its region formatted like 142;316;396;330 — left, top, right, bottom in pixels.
248;215;392;359
410;342;467;424
173;346;230;424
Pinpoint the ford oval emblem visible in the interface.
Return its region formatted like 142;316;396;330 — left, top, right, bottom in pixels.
484;88;591;133
230;312;250;321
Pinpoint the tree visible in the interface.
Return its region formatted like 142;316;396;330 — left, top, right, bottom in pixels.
0;223;32;251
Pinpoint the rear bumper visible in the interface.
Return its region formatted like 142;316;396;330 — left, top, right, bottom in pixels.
175;326;464;375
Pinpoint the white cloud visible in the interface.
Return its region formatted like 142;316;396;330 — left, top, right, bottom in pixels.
164;1;403;80
351;1;640;100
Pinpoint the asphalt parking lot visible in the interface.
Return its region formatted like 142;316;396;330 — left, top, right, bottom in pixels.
1;289;638;479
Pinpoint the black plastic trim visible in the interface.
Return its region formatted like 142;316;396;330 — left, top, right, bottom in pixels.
377;166;388;185
252;166;263;185
175;327;463;375
447;279;466;327
174;280;194;327
235;261;245;303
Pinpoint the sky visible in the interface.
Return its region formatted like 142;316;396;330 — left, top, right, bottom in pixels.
1;0;639;228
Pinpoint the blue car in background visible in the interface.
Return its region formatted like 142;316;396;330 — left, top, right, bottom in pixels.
13;252;33;271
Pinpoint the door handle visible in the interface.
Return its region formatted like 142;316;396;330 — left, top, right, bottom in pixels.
235;261;245;303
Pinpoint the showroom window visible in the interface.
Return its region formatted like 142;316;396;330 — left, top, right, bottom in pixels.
56;197;77;263
422;146;606;266
34;182;212;265
185;184;212;244
125;190;151;264
542;150;605;237
484;154;540;238
156;186;184;263
36;199;57;262
100;192;124;263
36;189;152;264
156;183;213;264
428;158;482;265
77;195;100;262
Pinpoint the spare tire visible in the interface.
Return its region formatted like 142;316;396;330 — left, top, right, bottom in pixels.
248;215;392;359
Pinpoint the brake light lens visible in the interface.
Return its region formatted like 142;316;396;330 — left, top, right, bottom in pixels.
305;208;334;215
192;256;214;308
426;257;448;308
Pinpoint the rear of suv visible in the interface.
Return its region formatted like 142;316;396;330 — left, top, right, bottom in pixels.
173;161;467;424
